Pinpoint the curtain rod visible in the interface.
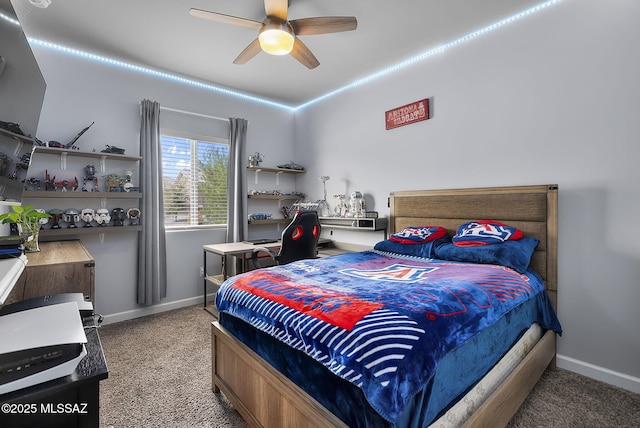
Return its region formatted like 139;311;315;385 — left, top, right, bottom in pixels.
159;105;228;123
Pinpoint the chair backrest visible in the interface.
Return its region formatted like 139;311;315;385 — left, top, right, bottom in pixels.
277;211;321;265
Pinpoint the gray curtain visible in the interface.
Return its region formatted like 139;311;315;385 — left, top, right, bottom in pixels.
227;118;248;242
138;99;167;305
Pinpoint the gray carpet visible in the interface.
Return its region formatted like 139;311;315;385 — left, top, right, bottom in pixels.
98;305;640;427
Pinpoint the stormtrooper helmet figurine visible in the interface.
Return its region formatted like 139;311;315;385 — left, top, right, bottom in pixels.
81;208;95;226
95;208;111;226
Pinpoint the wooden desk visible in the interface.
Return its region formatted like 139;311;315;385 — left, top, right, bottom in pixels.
2;241;95;307
202;241;282;316
0;319;108;428
202;240;370;316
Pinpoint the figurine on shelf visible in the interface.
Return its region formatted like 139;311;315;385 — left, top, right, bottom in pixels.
62;209;81;228
54;177;79;192
81;208;95;226
349;191;366;218
277;161;305;171
104;174;123;192
95;208;111;226
333;194;347;217
248;152;264;168
45;170;52;191
318;176;331;217
9;153;30;180
112;208;126;226
35;209;49;226
101;144;125;154
127;208;141;225
24;177;42;191
47;208;64;229
123;170;134;192
82;165;99;192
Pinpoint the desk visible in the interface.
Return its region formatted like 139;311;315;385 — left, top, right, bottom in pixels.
202;241;282;316
0;320;108;428
2;241;95;307
202;240;370;316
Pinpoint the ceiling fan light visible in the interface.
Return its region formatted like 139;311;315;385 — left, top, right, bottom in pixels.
259;26;295;56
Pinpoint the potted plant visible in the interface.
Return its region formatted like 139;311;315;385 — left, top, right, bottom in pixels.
0;205;50;252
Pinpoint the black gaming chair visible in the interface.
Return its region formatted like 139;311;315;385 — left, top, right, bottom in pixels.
250;211;321;269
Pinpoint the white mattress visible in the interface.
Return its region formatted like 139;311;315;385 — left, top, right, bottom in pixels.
429;323;544;428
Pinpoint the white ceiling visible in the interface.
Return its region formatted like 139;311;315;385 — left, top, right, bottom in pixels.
11;0;548;106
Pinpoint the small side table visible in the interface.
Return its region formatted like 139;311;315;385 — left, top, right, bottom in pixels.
202;241;282;316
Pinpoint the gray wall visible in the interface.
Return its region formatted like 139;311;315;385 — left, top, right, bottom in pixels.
27;47;297;321
294;0;640;392
20;0;639;394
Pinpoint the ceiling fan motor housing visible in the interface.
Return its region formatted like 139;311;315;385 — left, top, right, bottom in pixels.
259;18;295;55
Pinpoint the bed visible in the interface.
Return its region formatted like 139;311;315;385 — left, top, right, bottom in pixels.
211;184;560;427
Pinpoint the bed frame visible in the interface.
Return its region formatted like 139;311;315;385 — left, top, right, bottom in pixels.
211;184;558;428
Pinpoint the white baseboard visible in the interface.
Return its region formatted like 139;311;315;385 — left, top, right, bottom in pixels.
101;294;216;325
556;354;640;394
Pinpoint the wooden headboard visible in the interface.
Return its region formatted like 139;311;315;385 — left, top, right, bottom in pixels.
389;184;558;309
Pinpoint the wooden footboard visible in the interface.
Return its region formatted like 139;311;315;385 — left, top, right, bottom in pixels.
211;321;348;428
211;321;556;428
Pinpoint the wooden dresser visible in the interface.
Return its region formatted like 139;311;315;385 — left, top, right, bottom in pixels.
2;240;95;306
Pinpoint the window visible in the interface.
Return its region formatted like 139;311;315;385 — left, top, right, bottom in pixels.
160;133;228;227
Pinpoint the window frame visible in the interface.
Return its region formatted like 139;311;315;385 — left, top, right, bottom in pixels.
160;128;229;231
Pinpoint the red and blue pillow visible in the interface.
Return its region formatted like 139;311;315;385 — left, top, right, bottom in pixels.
452;220;523;247
390;226;447;244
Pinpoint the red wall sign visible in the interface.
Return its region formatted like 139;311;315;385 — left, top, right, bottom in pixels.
385;98;430;130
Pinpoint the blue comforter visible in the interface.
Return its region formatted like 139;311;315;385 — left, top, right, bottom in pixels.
216;251;561;423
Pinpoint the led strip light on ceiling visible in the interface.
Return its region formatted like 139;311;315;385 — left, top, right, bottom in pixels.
1;0;564;112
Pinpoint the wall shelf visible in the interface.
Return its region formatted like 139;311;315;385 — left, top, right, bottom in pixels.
33;146;142;161
24;191;142;199
248;218;291;225
33;146;141;171
0;127;35;144
248;194;302;201
246;166;303;235
319;217;388;238
247;166;305;174
39;225;142;237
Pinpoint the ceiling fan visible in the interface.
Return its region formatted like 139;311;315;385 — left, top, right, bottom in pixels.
189;0;357;69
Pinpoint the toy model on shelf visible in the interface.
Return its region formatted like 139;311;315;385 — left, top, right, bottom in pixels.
82;165;99;192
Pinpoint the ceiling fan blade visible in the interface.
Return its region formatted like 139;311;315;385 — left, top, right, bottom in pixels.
264;0;288;21
189;8;263;30
290;17;357;35
290;37;320;69
233;39;262;65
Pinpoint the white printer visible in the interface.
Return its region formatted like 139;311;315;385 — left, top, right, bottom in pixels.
0;301;87;394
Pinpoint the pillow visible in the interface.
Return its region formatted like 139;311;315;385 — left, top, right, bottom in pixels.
374;236;449;259
433;237;539;274
390;226;447;244
452;220;523;247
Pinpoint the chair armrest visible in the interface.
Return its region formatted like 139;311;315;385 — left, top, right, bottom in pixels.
251;247;278;269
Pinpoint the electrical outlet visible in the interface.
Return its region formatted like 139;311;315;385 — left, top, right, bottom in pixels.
199;266;204;277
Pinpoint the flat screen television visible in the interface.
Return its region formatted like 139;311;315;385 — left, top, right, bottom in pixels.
0;0;47;203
